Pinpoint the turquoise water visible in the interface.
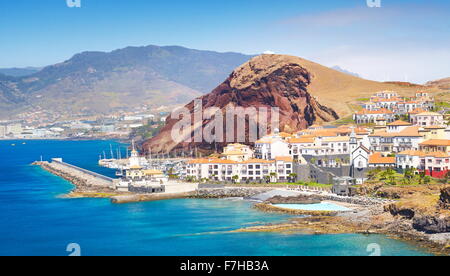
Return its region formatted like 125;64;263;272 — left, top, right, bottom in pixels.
274;203;351;212
0;140;431;256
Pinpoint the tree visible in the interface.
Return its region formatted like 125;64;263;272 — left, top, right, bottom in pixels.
264;175;271;184
232;175;239;184
335;158;342;168
423;175;432;185
270;172;278;183
288;173;298;183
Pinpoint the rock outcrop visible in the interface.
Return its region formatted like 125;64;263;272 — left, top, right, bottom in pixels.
440;187;450;209
144;54;339;153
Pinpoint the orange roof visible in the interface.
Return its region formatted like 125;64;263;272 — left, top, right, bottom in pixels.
397;150;427;157
427;152;450;158
241;159;274;164
369;126;421;137
409;108;427;114
420;139;450;147
278;132;293;138
275;156;294;162
414;111;443;116
356;108;394;115
369;153;396;164
398;150;449;158
187;158;238;165
423;125;446;129
288;137;315;144
387;120;412;126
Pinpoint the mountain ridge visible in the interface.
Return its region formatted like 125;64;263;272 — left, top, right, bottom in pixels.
0;45;254;117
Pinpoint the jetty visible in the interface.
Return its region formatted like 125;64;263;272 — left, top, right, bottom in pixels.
34;158;116;191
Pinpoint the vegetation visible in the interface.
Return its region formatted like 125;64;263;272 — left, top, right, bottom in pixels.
332;115;354;125
366;168;443;186
356;98;370;102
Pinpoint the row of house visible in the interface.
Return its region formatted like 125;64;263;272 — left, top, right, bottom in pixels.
364;91;435;113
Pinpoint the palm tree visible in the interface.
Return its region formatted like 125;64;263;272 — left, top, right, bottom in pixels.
335;158;341;168
288;173;298;183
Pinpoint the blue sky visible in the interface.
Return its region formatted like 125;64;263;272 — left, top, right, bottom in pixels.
1;0;450;83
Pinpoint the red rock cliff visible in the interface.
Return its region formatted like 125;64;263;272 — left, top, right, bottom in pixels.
143;54;339;154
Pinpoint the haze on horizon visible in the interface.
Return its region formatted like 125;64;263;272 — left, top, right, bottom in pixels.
1;0;449;84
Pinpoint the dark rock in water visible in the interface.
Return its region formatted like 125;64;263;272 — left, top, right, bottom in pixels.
412;216;450;234
266;195;321;205
440;187;450;209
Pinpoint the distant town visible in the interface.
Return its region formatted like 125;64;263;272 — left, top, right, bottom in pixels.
0;104;170;140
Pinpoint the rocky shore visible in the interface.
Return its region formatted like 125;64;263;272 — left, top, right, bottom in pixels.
192;187;274;199
235;186;450;255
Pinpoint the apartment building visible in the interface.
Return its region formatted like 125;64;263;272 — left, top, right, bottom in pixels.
186;157;294;183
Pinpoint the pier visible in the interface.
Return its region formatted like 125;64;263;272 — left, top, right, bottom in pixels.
34;158;115;190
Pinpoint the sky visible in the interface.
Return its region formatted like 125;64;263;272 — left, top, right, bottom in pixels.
0;0;449;84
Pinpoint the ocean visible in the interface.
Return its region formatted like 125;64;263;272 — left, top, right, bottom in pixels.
0;140;430;256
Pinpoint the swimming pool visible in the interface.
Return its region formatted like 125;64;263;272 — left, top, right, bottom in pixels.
273;202;352;212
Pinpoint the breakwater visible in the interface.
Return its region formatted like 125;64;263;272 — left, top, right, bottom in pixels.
33;159;115;193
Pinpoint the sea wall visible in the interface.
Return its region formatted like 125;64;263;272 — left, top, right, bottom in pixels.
34;161;114;192
193;187;274;199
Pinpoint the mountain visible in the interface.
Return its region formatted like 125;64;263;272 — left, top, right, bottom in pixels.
0;67;43;77
426;77;450;89
144;54;443;154
0;45;253;117
331;66;360;78
143;54;340;154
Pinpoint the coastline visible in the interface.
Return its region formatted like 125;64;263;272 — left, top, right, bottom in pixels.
33;161;449;256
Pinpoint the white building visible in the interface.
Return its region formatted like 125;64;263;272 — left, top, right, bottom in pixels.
354;109;395;124
6;124;23;136
222;143;254;162
254;136;290;160
186;157;294;183
0;125;6;137
410;112;444;127
369;121;423;153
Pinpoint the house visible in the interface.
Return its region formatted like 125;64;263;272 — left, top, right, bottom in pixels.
410;112;444;127
222;143;254;162
368;153;396;168
396;150;424;171
353;108;395;125
369;126;423;153
419;139;450;154
396;150;449;179
254;137;290;160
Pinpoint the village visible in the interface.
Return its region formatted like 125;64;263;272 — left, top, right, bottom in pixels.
100;91;449;196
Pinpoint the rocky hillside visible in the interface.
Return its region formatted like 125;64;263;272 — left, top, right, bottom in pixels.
0;45;253;117
427;77;450;89
143;54;340;153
